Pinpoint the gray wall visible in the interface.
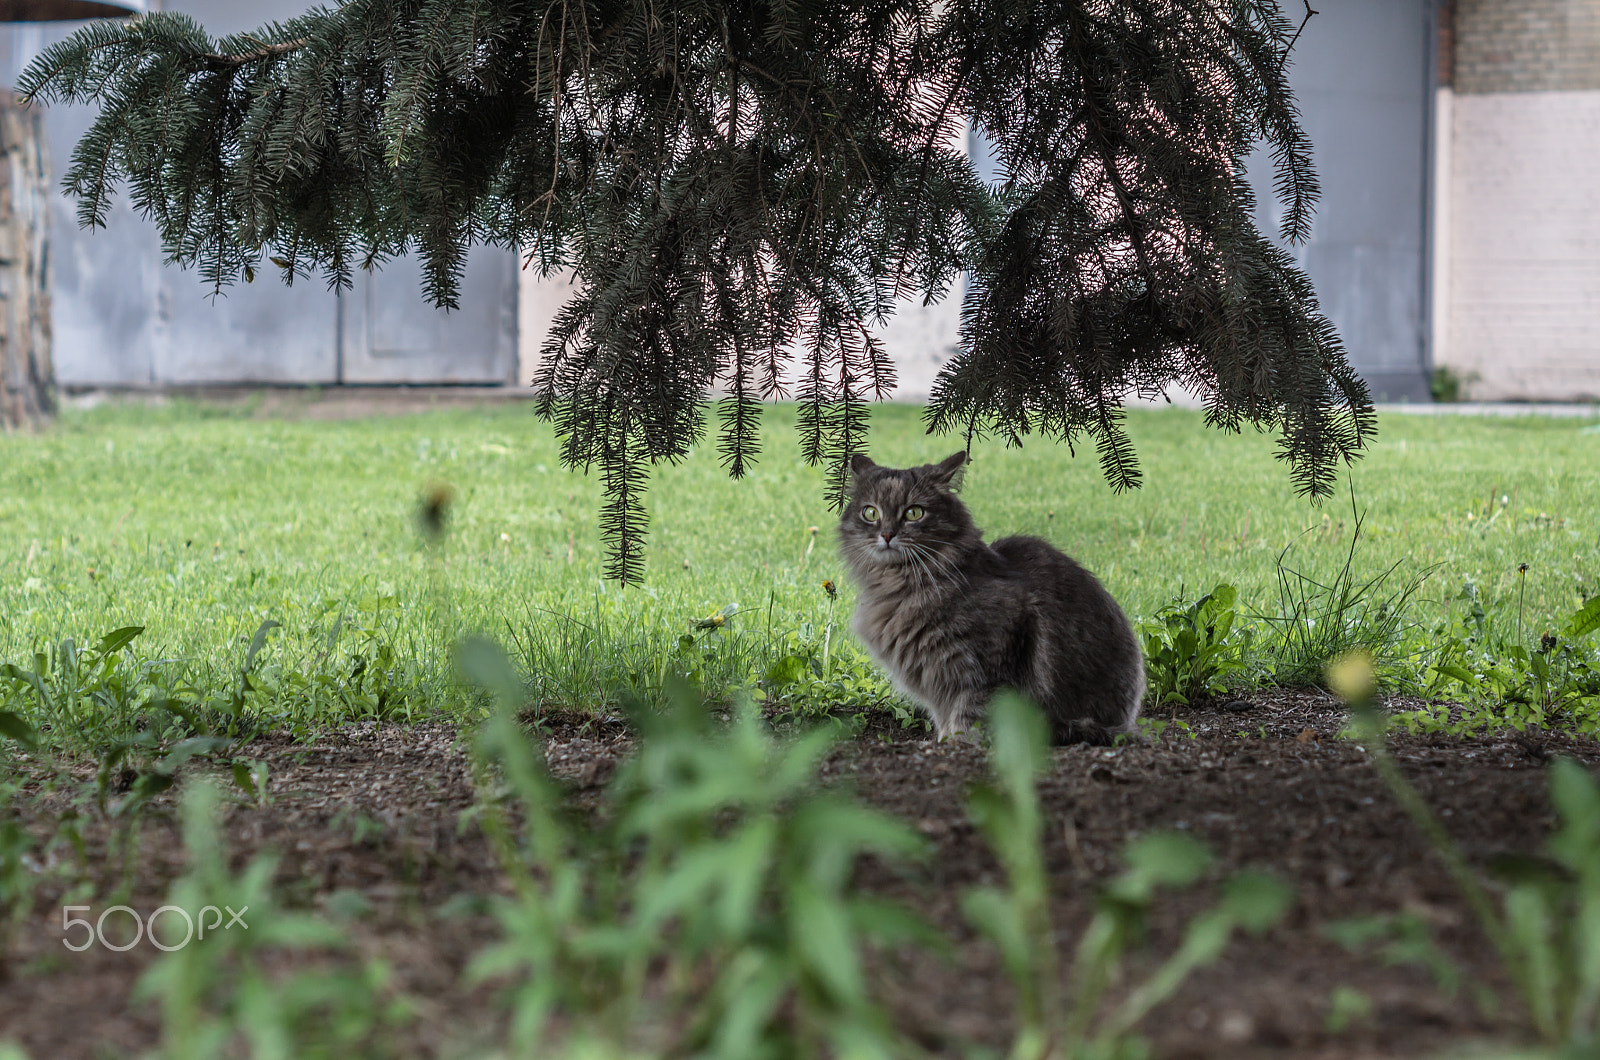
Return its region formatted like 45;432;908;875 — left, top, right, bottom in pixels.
1;1;515;388
1249;0;1436;402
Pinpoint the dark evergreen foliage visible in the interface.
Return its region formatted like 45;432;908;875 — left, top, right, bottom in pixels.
20;0;1373;583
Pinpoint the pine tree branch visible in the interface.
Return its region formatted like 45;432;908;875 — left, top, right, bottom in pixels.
198;37;309;71
1283;1;1320;61
22;0;1374;580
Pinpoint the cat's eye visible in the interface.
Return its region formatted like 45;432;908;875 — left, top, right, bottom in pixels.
904;505;925;521
861;505;880;523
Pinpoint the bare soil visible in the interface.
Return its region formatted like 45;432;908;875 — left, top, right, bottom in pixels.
3;691;1596;1059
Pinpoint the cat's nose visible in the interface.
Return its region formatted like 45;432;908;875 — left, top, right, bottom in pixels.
879;531;895;545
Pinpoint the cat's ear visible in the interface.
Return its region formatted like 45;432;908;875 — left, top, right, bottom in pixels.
849;454;878;479
927;450;968;491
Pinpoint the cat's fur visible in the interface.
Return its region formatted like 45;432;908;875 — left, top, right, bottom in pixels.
839;452;1144;744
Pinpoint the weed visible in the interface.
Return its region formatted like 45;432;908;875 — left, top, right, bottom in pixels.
1335;653;1600;1051
136;782;409;1059
1430;366;1472;403
1140;583;1252;708
1323;911;1464;998
1398;591;1600;735
0;625;151;748
0;784;41;969
1324;985;1374;1033
1257;493;1427;688
966;694;1293;1059
1133;716;1196;743
462;640;927;1057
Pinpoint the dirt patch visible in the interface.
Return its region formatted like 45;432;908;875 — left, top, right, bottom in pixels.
3;693;1595;1058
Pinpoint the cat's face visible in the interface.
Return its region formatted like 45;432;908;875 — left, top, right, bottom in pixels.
839;452;975;573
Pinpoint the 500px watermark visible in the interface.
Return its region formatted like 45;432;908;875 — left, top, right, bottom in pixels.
60;904;248;951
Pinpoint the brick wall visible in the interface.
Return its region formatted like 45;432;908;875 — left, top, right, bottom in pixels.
1453;0;1600;92
1439;0;1600;400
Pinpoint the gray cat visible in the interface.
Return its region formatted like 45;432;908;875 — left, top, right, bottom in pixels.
839;452;1144;744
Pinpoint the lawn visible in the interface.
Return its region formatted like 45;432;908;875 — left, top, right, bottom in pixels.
1;396;1598;734
4;393;1600;1060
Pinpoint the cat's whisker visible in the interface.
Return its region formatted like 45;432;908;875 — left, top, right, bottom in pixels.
907;547;936;585
906;541;966;586
903;544;936;585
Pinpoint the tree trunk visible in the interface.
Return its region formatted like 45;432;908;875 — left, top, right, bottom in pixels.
0;87;53;430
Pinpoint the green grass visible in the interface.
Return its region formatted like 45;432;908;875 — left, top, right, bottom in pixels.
2;397;1599;741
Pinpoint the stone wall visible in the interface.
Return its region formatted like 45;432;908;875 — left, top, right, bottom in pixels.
1453;0;1600;92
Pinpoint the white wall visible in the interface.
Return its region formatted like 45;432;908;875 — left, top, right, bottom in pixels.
1444;89;1600;400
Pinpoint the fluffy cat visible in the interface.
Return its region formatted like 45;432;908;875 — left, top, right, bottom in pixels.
839;451;1144;744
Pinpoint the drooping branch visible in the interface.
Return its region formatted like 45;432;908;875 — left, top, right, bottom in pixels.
198;36;310;71
20;0;1373;581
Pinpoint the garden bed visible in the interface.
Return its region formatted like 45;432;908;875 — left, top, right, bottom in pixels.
4;690;1595;1058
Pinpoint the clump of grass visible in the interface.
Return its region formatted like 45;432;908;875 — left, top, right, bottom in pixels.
1140;582;1254;708
462;642;927;1057
1256;491;1428;689
1396;586;1600;735
137;782;408;1059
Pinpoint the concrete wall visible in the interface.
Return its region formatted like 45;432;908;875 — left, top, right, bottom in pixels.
1438;0;1600;400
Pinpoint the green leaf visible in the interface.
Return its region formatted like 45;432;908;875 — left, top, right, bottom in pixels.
986;693;1050;797
1119;832;1212;894
232;761;260;799
792;799;926;876
453;635;521;706
242;619;281;673
636;846;730;931
710;957;788;1058
94;625;145;655
0;710;40;751
716;817;776;938
1566;594;1600;639
1433;662;1480;686
1219;871;1293;932
851;897;948;953
1503;886;1559;1037
1321;915;1394;951
961;886;1030;983
1547;757;1600;868
160;736;232;772
0;664;51;713
764;654;808;689
789;878;862;1002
